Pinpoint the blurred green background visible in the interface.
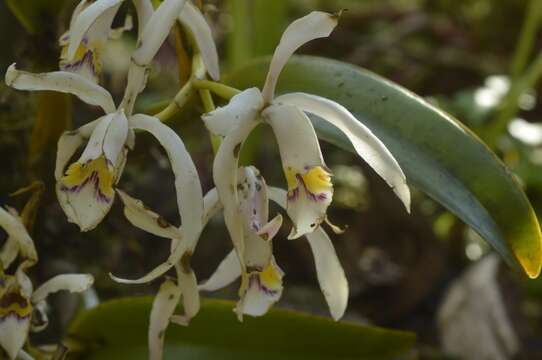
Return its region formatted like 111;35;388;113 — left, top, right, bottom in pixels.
2;0;542;359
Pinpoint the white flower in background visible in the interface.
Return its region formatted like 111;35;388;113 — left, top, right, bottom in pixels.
58;0;145;82
199;167;348;321
5;0;218;232
203;12;410;276
0;206;94;360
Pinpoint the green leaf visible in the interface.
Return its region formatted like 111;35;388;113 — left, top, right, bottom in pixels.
224;55;542;279
66;297;415;360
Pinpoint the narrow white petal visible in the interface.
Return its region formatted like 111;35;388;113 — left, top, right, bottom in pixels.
67;0;123;60
264;104;331;239
0;207;37;264
268;187;348;320
17;349;33;360
213;112;261;271
178;1;220;80
202;188;221;225
175;268;200;322
305;228;348;320
110;114;203;284
117;190;184;239
31;274;94;304
275;92;411;212
202;88;263;137
132;0;187;66
101;110;129;166
120;64;148;116
149;279;181;360
261;12;339;102
5;64;115;113
132;0;154;38
0;237;18;270
199;250;241;291
78;114;115;163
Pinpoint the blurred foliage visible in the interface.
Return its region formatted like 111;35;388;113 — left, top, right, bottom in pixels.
3;0;542;358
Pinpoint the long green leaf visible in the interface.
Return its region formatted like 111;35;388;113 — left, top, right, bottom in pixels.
66;297;415;360
225;55;542;279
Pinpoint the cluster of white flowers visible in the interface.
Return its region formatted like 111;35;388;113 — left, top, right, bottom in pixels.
3;1;410;359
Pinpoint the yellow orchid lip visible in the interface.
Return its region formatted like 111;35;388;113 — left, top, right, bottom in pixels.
0;279;32;321
60;156;115;203
286;166;333;202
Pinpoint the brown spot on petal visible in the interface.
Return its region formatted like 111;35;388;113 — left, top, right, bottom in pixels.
157;216;170;228
180;252;192;274
233;143;242;158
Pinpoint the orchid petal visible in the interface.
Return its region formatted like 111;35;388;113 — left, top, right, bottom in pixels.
66;0;123;61
202;88;263;137
269;187;348;320
5;64;115;113
132;0;154;38
110;114;203;284
0;237;18;270
173;266;200;324
199;250;241;291
275;92;411;212
261;11;339;102
178;1;220;80
238;257;284;317
55;119;100;181
264;104;332;239
148;279;181;360
31;274;94;304
117;190;184;239
0;207;37;265
132;0;187;66
0;279;32;360
57;112;128;231
212;110;261;271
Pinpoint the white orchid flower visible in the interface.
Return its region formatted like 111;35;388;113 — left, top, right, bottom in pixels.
5;0;218;232
58;0;151;82
0;206;94;360
203;12;410;273
198;168;348;321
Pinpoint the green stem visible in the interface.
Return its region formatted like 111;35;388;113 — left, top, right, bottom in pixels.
510;0;542;81
154;80;194;122
485;51;542;147
193;79;241;100
199;89;221;153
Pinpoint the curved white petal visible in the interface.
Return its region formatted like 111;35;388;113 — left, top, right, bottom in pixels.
66;0;123;60
110;114;203;284
275;92;411;212
31;274;94;304
268;187;348;320
261;11;339;102
198;250;241;291
132;0;186;66
0;278;32;360
213;112;261;271
178;1;220;80
132;0;154;38
264;104;331;239
0;207;37;265
149;279;181;360
202;188;221;225
117;190;183;239
5;64;115;113
101;110;129;166
202;88;263;137
120;64;148;116
0;237;18;270
173;267;200;324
